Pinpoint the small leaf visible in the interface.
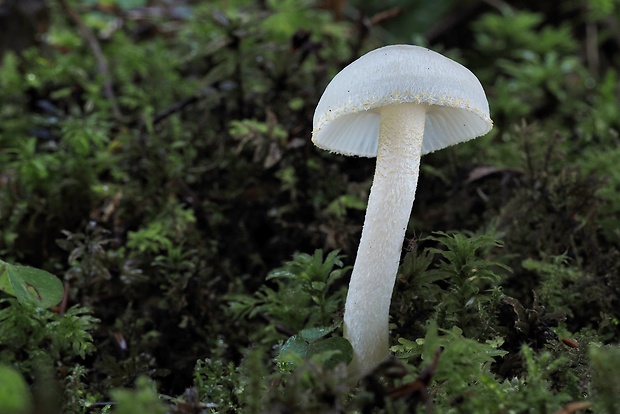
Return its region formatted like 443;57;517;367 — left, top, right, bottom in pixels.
280;335;312;359
0;365;32;414
266;269;296;280
0;264;15;297
278;325;352;369
307;336;353;368
299;325;336;342
0;261;64;308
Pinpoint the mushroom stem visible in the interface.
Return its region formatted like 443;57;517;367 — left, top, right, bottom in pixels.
344;102;426;377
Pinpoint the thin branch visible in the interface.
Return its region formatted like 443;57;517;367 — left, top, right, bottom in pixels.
369;7;402;26
56;0;122;121
152;93;203;125
585;20;600;74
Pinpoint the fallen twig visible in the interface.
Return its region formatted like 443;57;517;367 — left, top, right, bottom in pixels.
56;0;122;121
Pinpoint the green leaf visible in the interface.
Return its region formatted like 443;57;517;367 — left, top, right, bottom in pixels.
0;261;64;308
299;325;336;342
307;336;353;367
0;264;15;296
279;325;352;369
0;365;32;414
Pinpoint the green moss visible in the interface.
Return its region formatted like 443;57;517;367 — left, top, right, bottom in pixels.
0;0;619;411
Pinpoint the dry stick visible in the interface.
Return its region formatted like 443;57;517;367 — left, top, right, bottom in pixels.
426;0;511;44
585;22;599;74
152;93;203;125
135;88;209;130
350;8;397;64
369;7;402;27
56;0;122;121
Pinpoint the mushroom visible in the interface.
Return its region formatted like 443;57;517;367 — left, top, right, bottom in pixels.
311;45;493;376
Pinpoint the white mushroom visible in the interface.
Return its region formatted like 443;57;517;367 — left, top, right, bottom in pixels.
312;45;493;376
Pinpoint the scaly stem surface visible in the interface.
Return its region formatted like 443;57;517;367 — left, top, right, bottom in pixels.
344;102;425;377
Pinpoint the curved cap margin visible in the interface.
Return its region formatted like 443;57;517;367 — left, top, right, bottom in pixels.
311;45;493;157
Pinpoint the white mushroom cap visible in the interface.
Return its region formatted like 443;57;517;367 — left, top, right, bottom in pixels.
312;45;493;157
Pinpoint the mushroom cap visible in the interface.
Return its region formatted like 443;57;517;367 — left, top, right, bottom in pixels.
312;45;493;157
